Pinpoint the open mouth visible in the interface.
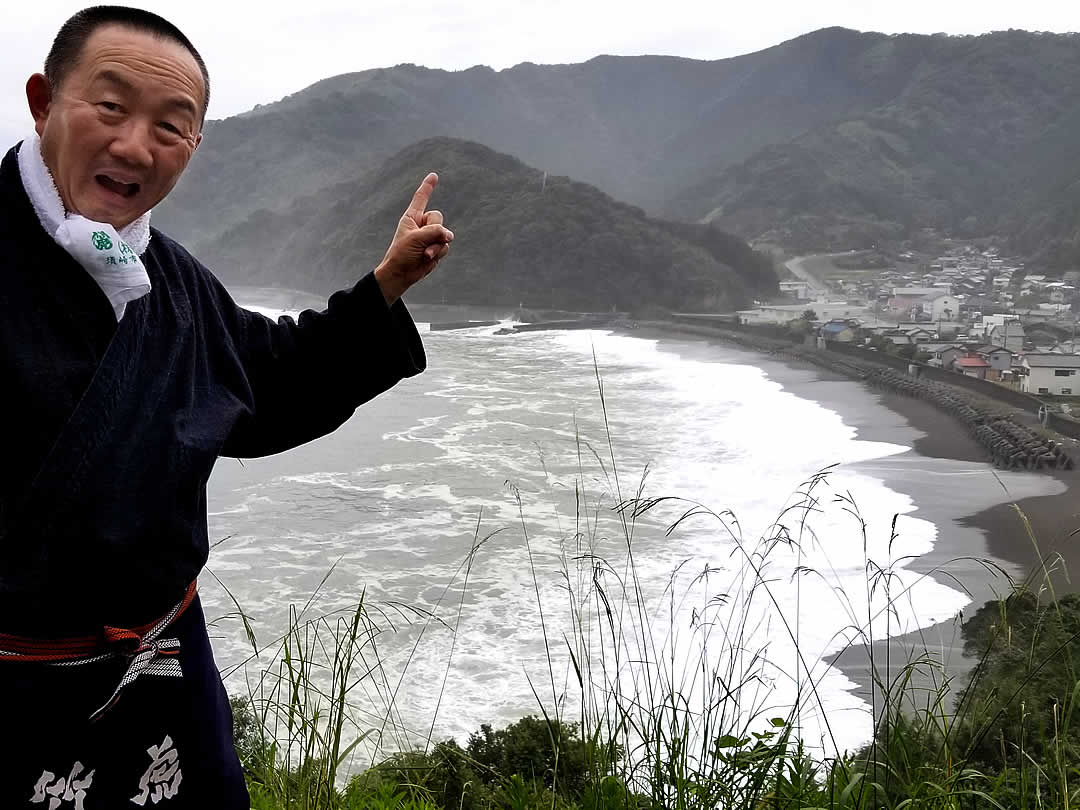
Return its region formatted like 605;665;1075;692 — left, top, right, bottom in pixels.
96;174;140;198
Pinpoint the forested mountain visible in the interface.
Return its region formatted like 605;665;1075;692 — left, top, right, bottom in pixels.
193;138;777;311
998;104;1080;269
679;30;1080;264
158;27;1080;272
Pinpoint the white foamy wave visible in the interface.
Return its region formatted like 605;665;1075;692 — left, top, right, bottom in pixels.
202;323;1047;764
241;304;303;321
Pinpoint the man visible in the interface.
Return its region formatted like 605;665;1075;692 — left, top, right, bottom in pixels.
0;6;452;808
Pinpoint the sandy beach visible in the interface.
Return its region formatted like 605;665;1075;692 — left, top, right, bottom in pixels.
831;386;1080;724
625;323;1078;733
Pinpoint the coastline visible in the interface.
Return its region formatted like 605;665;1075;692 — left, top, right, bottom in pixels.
235;290;1079;747
794;367;1080;592
620;322;1076;734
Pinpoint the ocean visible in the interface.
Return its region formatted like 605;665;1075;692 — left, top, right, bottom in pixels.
201;295;1060;764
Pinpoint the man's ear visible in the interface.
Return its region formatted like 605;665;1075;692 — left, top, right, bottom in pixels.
26;73;53;137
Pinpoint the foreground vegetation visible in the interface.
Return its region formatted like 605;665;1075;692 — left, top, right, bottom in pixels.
219;379;1080;808
230;582;1080;808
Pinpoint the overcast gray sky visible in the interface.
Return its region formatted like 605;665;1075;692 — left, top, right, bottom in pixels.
2;0;1076;147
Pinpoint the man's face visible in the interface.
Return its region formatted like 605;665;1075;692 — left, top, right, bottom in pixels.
31;25;204;230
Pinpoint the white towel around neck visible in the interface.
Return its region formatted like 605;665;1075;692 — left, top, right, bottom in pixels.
17;133;152;321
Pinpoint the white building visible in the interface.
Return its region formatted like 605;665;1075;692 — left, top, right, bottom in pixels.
1021;354;1080;396
923;291;960;321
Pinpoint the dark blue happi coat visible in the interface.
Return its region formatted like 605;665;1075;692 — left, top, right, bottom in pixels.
0;143;426;807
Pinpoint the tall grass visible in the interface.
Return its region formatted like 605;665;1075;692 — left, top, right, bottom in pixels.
217;363;1080;809
219;524;499;809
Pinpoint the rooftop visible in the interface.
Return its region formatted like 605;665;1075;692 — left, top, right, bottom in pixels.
954;356;991;368
921;343;960;352
1023;354;1080;369
892;287;942;297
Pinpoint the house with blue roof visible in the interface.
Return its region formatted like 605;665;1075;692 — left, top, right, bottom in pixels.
821;321;856;343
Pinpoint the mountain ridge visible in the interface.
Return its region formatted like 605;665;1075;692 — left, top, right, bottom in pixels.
158;27;921;239
157;27;1080;269
678;29;1080;263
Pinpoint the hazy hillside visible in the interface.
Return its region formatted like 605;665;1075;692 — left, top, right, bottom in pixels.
194;138;777;312
157;27;928;242
999;103;1080;269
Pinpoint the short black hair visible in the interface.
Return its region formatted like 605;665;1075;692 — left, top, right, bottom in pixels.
44;6;210;123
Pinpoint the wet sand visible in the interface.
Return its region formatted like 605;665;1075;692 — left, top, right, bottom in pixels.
797;375;1080;748
824;384;1078;727
869;391;1080;591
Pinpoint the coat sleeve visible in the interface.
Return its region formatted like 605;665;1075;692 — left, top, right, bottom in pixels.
196;267;426;458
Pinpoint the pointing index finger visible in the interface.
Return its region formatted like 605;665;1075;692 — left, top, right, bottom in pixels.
406;172;439;217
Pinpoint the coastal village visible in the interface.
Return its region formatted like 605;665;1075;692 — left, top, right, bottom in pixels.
738;245;1080;406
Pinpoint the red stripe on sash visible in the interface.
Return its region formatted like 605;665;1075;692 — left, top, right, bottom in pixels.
0;581;197;662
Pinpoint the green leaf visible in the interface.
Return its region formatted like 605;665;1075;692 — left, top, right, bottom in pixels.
715;734;748;749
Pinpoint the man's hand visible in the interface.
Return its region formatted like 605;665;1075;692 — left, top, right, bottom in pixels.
374;173;454;306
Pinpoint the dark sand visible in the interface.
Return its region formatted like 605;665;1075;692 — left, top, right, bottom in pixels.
876;391;1080;591
834;391;1080;729
965;480;1080;589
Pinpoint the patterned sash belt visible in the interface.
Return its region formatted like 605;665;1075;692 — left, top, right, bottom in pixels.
0;582;198;721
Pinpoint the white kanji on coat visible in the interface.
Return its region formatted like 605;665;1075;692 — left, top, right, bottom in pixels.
129;734;182;805
30;761;95;810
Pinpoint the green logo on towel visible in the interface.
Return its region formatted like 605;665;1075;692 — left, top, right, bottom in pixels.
91;231;113;251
